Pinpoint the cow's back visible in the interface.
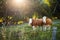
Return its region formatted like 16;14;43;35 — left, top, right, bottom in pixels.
37;19;43;26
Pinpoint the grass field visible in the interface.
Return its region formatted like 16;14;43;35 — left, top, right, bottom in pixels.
0;20;60;40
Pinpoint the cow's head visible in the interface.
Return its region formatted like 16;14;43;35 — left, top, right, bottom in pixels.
42;16;47;24
28;18;32;26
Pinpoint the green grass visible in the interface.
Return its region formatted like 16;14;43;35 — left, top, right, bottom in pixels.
0;24;52;40
0;20;60;40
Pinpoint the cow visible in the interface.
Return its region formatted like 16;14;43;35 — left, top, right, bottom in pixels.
28;16;52;31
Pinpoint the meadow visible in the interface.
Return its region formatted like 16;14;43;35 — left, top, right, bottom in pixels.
0;20;60;40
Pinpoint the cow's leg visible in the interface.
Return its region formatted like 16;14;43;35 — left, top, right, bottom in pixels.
43;25;47;31
32;26;36;30
40;26;43;31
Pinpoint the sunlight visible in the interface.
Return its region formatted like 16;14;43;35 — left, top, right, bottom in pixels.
14;0;25;4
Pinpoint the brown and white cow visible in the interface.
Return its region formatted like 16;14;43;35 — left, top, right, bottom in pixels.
28;16;52;31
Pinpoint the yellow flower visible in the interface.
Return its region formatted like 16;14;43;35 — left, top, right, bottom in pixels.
0;18;3;22
32;12;38;19
18;21;23;24
8;16;13;19
43;0;50;6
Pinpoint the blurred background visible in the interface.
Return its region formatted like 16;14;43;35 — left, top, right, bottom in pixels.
0;0;60;40
0;0;60;17
0;0;60;26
